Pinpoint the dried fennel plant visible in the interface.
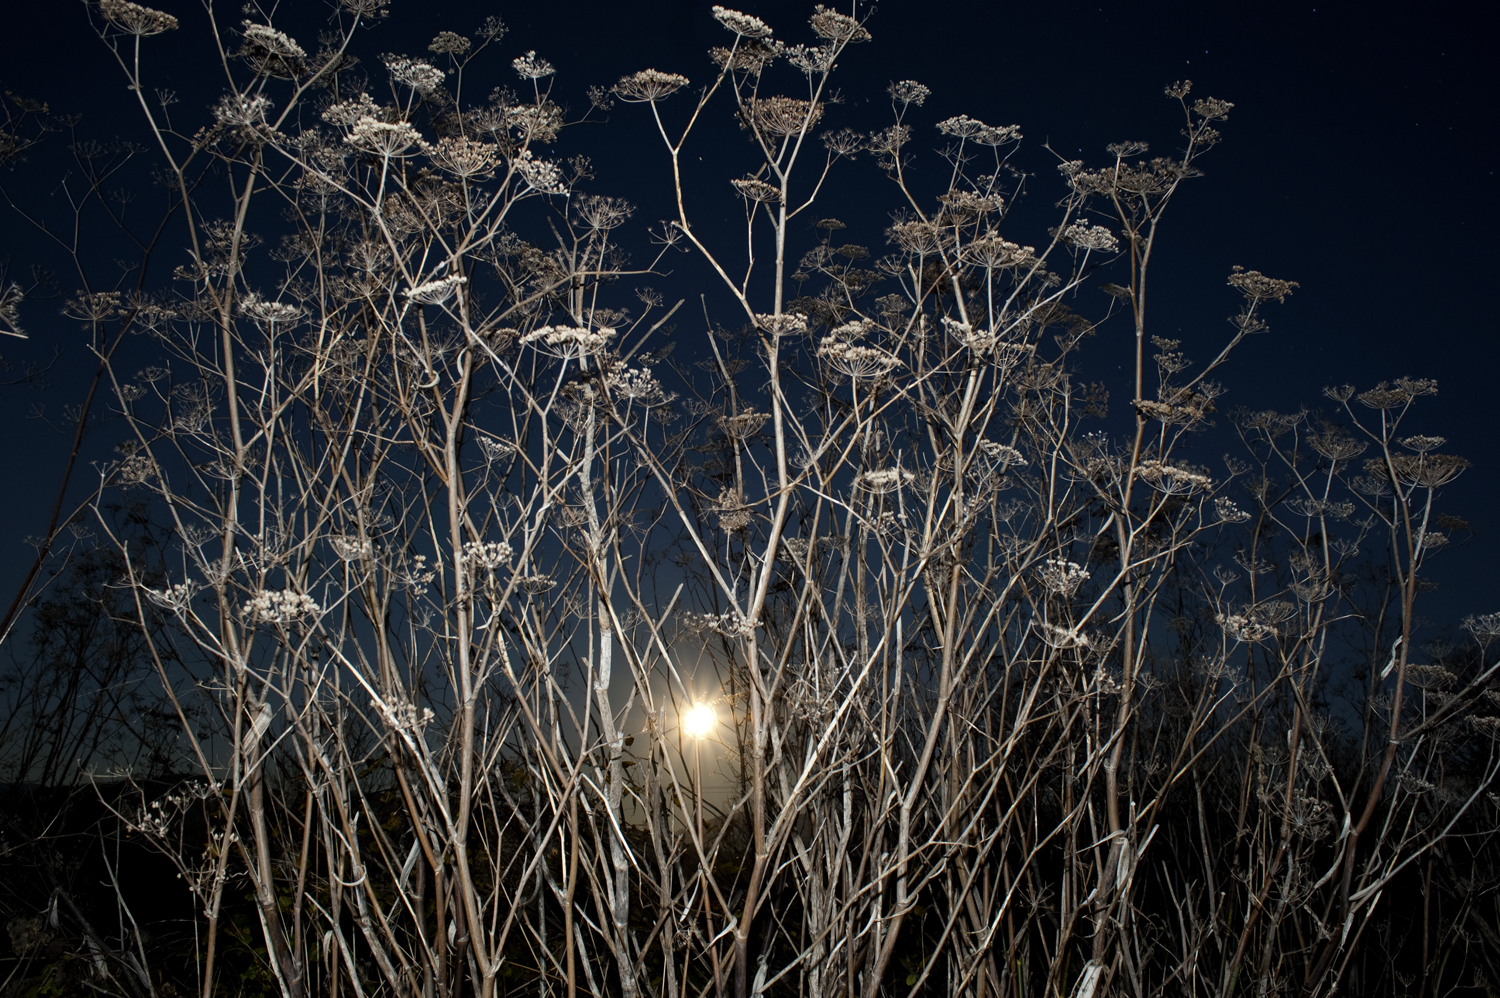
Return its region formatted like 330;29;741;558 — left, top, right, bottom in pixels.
7;2;1490;998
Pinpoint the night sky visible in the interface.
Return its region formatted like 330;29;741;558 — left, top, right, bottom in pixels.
2;0;1496;630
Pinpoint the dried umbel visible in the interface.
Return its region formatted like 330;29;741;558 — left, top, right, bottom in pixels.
613;69;690;102
1036;622;1092;650
682;610;757;639
428;136;499;178
428;31;472;55
99;0;178;36
817;338;899;381
519;324;615;359
711;487;753;531
405;275;467;305
386;57;446;95
739;96;823;137
936;115;1021;146
573;195;635;231
511;51;555;80
809;5;871;43
719;410;770;439
1037;559;1089;596
477;436;516;462
243;588;321;624
756;312;809;336
856;468;914;494
1216;611;1277;644
345;117;427;157
941;316;998;353
608;366;667;404
732;177;783;202
329;534;373;561
887;80;930;107
144;581;199;611
515;574;556;595
512;150;568;194
963;232;1036;272
1355;377;1439;410
1227;266;1298;304
1060;219;1120;254
1132;391;1215;424
239;294;305;325
1366;452;1471;489
1135;459;1213;494
1308;429;1367;462
240;23;306;78
1462;612;1500;640
462;540;514;571
711;5;774;38
1215;496;1252;524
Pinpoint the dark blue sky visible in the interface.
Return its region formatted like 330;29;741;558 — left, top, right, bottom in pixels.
2;0;1496;628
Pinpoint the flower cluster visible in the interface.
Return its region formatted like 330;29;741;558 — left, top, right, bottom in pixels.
683;610;757;639
116;452;157;487
519;324;615;359
1283;497;1356;520
145;581;199;611
936;115;1021;146
379;698;436;732
941;316;997;353
329;534;373;561
756;312;809;336
856;468;914;493
1227;266;1298;304
1037;622;1091;650
816;324;899;380
739;97;822;137
64;290;123;323
1037;559;1089;596
345;117;426;156
512;149;567;194
512;51;555;80
1060;219;1120;253
400;554;436;596
810;5;871;43
962;232;1035;270
405;275;467;305
1462;612;1500;640
322;93;382;129
239;294;304;324
608;366;667;404
978;441;1026;466
1216;612;1276;644
888;80;930;106
429;136;499;177
385;57;445;94
515;574;556;594
463;540;514;571
478;436;516;461
785;44;835;75
712;487;753;531
241;22;305;76
100;0;178;35
429;31;471;55
1214;496;1252;524
213;93;273;129
1135;460;1214;494
711;5;773;38
243;588;321;623
719;410;770;439
731;177;782;202
614;69;690;102
937;189;1005;220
